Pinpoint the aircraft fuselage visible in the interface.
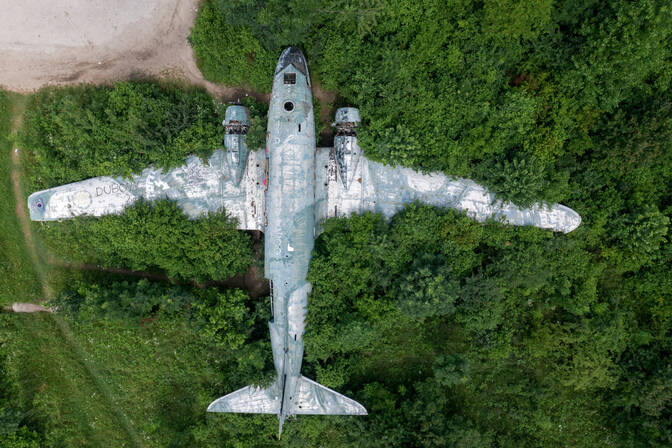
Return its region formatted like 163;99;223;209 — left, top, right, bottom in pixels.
264;47;316;422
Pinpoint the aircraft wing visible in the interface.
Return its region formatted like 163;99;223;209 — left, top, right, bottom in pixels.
27;150;266;231
315;148;581;234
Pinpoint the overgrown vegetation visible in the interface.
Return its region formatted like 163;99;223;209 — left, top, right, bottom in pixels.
37;200;254;282
19;82;259;283
192;0;672;206
19;82;224;191
303;204;670;446
189;3;276;92
0;273;275;446
1;0;670;446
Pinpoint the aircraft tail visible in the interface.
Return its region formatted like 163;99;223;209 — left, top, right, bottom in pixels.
207;375;366;438
206;376;367;416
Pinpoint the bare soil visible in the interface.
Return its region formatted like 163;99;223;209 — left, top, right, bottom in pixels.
0;0;262;101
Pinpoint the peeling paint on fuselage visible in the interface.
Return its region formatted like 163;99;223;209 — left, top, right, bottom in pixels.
264;58;316;418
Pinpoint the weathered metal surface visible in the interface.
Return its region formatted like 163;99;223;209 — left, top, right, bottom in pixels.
275;46;309;77
333;107;361;128
315;137;581;234
208;384;280;414
27;148;266;230
223;105;250;185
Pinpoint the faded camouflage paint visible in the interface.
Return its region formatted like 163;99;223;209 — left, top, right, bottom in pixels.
315;137;581;233
27;150;266;230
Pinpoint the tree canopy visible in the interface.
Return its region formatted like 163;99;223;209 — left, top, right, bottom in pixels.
191;0;672;206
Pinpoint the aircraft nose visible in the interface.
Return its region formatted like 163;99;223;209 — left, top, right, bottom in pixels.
275;46;308;76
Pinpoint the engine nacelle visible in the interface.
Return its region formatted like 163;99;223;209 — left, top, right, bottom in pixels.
222;105;251;185
332;107;361;190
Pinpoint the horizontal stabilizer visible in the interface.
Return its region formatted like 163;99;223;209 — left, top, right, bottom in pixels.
291;376;367;415
207;384;280;414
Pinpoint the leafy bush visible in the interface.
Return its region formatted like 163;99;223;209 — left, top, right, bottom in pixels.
304;197;671;446
37;200;254;282
240;96;268;149
189;2;276;92
20;82;223;190
394;253;458;320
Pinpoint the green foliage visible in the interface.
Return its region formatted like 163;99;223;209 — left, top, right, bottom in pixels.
0;427;41;448
433;354;470;387
240;96;268;150
304;198;671;446
1;1;670;445
480;156;548;207
395;254;458;321
189;1;276;92
211;0;324;55
193;288;254;349
1;275;277;447
20;82;223;190
37;199;254;282
53;277;193;321
191;0;672;206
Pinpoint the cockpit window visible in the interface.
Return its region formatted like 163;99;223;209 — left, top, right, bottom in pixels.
284;73;296;84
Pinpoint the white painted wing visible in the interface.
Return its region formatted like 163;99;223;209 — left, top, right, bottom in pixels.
27;150;267;231
315;148;581;233
207;384;281;414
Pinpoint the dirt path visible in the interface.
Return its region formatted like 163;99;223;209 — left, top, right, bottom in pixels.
8;106;142;447
9;96;53;300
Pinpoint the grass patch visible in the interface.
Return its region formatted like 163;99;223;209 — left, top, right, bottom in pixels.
2;313;135;446
0;91;42;306
2;272;276;446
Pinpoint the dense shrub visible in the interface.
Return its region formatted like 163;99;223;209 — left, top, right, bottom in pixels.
36;200;254;282
20;82;223;190
189;2;276;92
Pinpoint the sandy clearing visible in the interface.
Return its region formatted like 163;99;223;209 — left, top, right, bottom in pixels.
0;0;264;101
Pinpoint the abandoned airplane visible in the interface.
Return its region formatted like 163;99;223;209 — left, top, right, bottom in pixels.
27;47;581;437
